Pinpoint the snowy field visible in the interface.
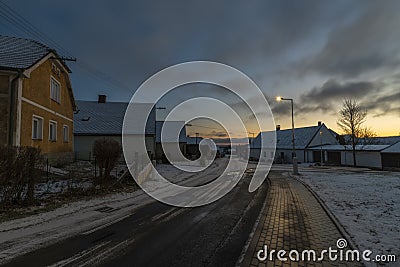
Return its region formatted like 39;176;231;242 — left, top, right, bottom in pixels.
298;170;400;264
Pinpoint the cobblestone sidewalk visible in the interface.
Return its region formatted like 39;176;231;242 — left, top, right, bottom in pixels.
241;171;363;267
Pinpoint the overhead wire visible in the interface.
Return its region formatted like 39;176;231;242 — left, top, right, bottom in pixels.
0;0;131;91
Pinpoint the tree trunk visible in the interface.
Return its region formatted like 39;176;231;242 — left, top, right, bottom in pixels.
352;145;357;167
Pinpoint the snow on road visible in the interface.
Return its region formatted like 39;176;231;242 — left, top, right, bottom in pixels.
0;159;228;264
298;170;400;263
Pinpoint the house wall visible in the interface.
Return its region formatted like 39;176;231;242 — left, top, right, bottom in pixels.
155;142;186;161
250;148;306;163
381;153;400;169
0;74;10;145
19;59;74;163
341;151;382;169
249;148;260;160
275;149;305;163
74;135;155;161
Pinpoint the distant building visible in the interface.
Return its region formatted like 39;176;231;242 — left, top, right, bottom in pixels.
186;136;203;158
307;144;390;168
0;35;76;163
155;121;187;162
308;136;400;169
73;97;155;160
251;120;400;169
251;122;339;163
381;141;400;169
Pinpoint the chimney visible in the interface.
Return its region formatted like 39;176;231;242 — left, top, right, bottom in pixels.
276;125;281;131
98;94;106;103
318;121;322;126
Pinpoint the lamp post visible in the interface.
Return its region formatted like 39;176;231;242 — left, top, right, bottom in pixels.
276;96;299;175
155;106;166;163
320;131;323;165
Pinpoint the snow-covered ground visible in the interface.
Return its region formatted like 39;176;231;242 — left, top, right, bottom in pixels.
298;170;400;265
0;158;228;264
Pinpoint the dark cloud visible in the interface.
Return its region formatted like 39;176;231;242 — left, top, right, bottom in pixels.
301;79;378;102
298;1;400;77
209;131;228;138
361;91;400;117
267;78;383;118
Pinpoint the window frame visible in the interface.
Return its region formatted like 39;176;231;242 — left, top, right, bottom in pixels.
50;76;61;103
63;125;69;143
49;120;57;142
32;115;43;140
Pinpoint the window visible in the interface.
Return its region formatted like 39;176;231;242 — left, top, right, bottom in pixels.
51;63;61;76
50;77;61;103
49;121;57;141
63;125;69;142
32;116;43;140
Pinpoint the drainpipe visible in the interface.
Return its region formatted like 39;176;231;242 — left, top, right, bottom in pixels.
8;72;22;146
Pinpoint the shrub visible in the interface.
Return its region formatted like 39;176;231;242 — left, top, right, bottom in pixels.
93;138;122;182
0;146;43;207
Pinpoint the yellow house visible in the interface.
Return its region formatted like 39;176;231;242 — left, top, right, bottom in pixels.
0;35;76;163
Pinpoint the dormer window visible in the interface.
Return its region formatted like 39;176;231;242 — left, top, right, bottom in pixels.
50;77;61;103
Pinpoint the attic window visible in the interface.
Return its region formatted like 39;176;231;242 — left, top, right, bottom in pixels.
81;116;90;121
51;63;61;76
50;77;61;103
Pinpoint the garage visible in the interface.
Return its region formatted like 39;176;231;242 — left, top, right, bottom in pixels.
382;153;400;168
327;151;341;165
381;141;400;169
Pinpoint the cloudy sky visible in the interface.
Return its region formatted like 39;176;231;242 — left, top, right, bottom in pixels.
1;0;399;136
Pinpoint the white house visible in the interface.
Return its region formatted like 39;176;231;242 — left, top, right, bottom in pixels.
381;141;400;169
307;144;389;168
73;97;156;160
251;122;339;163
155;120;187;162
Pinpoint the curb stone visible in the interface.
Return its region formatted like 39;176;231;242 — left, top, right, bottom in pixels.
290;172;367;267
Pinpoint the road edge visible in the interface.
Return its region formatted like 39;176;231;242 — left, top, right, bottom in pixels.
291;173;367;267
235;176;271;267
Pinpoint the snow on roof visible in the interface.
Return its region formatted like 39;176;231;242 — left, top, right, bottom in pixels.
0;35;51;70
308;144;390;151
253;125;322;149
0;35;71;72
343;135;400;146
382;141;400;153
156;121;187;143
74;100;155;135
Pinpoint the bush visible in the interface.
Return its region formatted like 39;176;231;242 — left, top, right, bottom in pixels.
0;146;43;207
93;138;122;182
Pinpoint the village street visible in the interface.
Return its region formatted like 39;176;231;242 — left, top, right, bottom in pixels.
0;158;269;266
1;161;399;266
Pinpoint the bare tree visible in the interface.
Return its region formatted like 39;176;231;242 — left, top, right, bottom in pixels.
358;126;377;145
337;99;367;167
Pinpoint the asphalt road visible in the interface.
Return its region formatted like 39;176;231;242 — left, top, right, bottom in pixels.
4;173;269;267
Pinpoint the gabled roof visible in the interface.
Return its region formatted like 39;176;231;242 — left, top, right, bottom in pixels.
382;141;400;153
0;35;53;71
74;100;155;135
156;121;187;143
253;125;324;149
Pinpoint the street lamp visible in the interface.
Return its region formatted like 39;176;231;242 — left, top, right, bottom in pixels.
155;106;166;163
320;131;323;166
276;96;299;175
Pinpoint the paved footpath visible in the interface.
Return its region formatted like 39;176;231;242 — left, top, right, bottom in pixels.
241;171;364;267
